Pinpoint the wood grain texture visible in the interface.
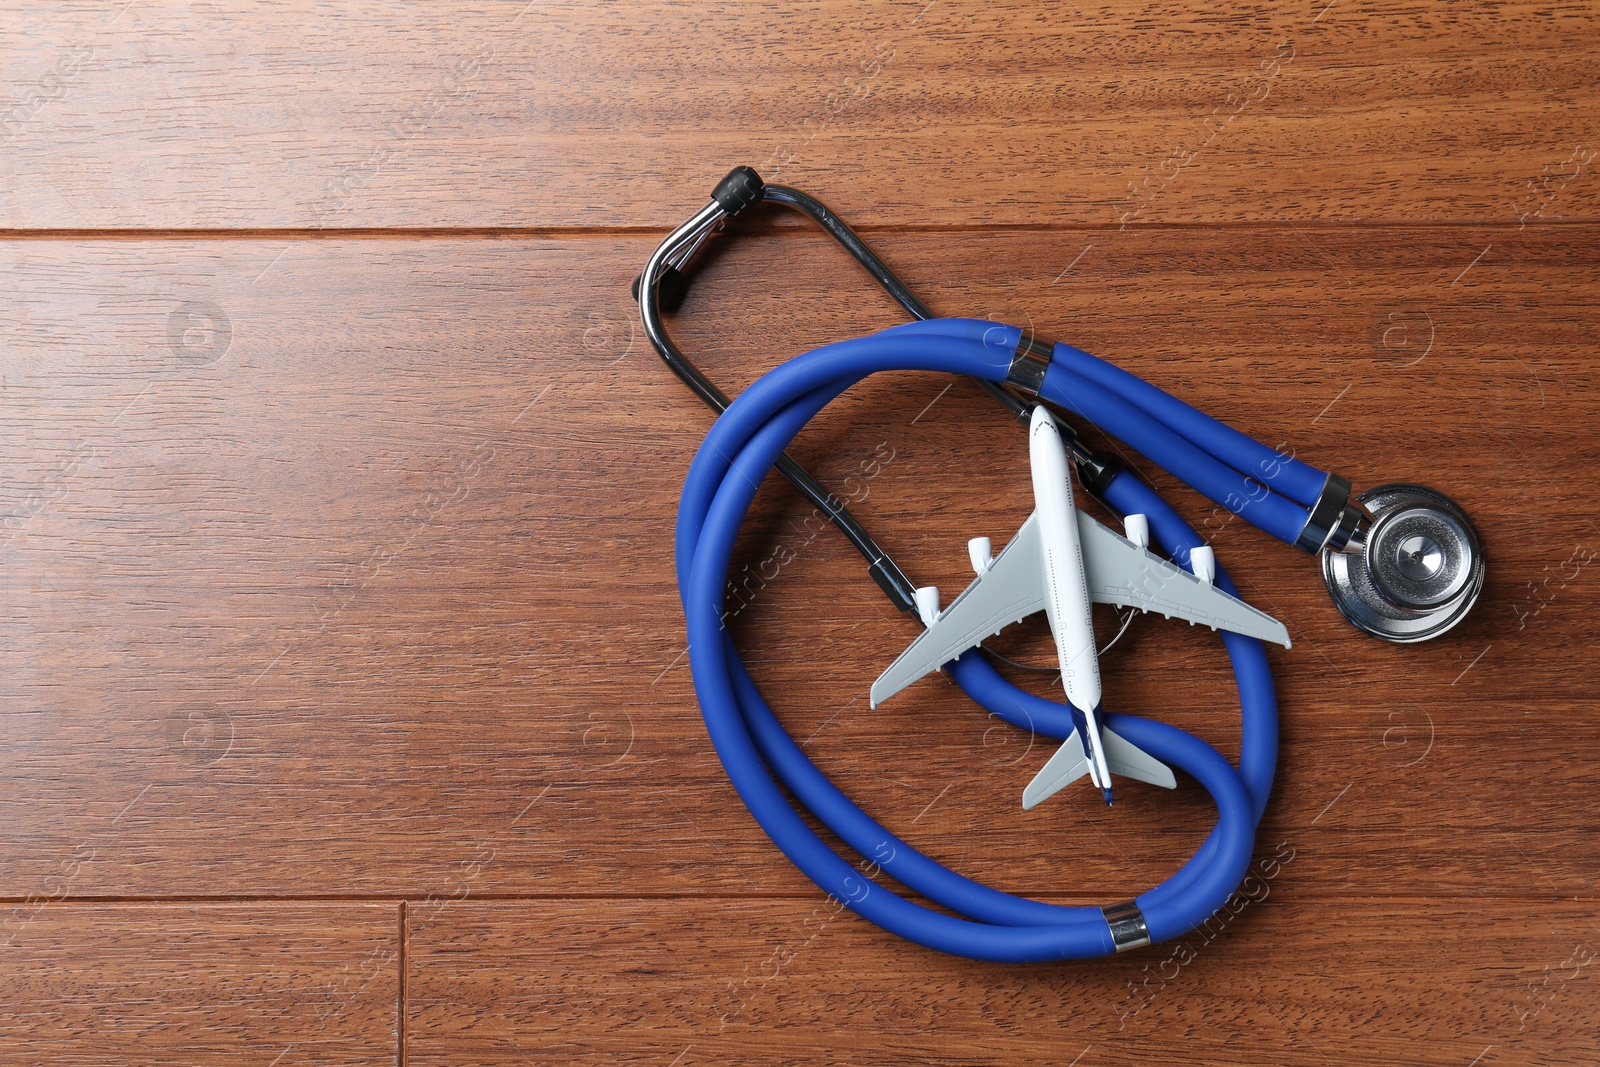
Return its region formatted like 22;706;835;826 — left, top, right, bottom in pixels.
403;898;1600;1065
0;904;399;1065
3;228;1595;904
2;1;1598;229
2;0;1598;1062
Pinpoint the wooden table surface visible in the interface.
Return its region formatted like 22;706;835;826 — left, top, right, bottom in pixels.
3;2;1597;1064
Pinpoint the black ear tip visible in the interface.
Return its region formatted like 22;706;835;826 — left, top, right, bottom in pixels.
656;266;688;311
711;166;765;217
632;266;688;311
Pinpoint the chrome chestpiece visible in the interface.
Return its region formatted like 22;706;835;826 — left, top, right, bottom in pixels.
1322;483;1486;643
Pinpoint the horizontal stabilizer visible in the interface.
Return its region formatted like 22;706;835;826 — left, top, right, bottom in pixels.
1103;727;1177;790
1021;727;1175;810
1021;731;1091;811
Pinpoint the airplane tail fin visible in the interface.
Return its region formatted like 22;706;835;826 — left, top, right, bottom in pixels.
1020;727;1176;810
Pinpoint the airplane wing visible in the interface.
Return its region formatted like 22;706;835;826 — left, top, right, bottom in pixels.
1077;512;1291;648
870;507;1290;709
869;513;1046;709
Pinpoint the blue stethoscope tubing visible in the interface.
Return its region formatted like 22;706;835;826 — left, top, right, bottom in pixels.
675;317;1306;961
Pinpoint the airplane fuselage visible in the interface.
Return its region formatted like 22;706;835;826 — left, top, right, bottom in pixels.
1028;406;1115;803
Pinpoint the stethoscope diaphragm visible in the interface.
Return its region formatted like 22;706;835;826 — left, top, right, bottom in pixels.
1322;483;1486;642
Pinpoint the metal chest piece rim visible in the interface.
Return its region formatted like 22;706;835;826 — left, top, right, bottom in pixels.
1322;483;1486;643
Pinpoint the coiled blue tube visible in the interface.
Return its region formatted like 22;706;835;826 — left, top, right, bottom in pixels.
1037;362;1311;545
1050;342;1328;509
675;318;1283;960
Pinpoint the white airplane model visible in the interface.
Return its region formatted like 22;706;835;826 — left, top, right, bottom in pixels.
871;406;1291;810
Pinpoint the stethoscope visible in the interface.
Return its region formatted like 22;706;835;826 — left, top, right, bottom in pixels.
639;166;1485;961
